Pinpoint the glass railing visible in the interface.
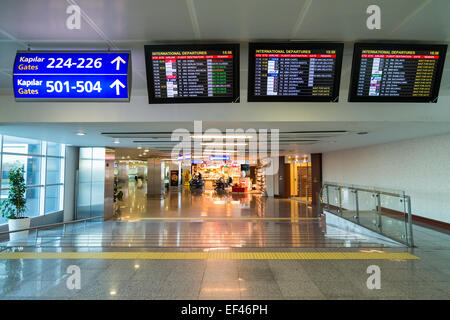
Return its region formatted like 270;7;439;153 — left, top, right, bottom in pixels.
320;182;414;247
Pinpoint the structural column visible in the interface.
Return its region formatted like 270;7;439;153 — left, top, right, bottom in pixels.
63;146;79;222
311;153;323;216
147;159;165;199
104;148;115;220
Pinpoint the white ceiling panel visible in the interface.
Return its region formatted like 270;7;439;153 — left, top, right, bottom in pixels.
75;0;196;41
193;0;308;40
0;0;447;43
0;33;11;40
391;0;450;41
0;73;12;89
439;70;450;94
0;0;103;41
296;0;428;41
0;42;23;70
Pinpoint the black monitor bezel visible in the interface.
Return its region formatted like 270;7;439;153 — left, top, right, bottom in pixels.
247;42;344;102
348;42;448;103
145;43;240;104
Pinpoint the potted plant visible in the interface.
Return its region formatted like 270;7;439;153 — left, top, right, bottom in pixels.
0;167;30;241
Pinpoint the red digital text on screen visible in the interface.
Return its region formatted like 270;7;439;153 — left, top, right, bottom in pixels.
361;54;439;59
254;54;336;58
152;55;233;60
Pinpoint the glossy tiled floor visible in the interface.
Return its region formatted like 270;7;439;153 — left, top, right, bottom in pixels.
0;181;449;300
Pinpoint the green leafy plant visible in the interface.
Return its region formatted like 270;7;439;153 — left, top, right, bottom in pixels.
0;168;27;219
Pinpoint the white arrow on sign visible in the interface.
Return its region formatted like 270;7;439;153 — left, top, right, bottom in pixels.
110;79;125;95
111;56;126;70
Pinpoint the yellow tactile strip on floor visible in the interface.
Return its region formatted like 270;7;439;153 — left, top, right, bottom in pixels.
0;251;419;260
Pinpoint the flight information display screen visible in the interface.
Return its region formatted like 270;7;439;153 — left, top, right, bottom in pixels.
145;44;240;104
248;42;344;102
348;43;447;102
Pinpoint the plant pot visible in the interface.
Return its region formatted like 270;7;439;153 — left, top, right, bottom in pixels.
8;217;31;241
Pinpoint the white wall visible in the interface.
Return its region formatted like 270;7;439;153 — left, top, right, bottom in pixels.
323;132;450;224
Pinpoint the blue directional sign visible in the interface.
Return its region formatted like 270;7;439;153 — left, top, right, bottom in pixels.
13;51;131;101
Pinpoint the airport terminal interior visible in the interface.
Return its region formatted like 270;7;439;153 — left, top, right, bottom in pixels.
0;0;449;301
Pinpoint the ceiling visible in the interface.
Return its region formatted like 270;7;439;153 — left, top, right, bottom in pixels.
1;121;450;159
1;0;450;158
1;0;450;95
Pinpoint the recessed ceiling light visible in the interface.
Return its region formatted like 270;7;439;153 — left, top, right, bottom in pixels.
144;149;150;152
113;139;120;144
76;132;86;136
137;146;142;149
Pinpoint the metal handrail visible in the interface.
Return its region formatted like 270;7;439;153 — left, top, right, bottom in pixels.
0;215;104;236
318;184;325;207
320;182;414;247
322;183;404;198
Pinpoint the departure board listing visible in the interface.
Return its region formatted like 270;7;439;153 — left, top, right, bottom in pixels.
348;43;447;103
145;44;240;104
13;51;131;101
248;43;344;102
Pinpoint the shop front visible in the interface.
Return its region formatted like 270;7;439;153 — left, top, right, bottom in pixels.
286;155;312;203
190;158;266;194
279;154;322;206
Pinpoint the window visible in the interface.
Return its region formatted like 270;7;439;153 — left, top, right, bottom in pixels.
0;134;65;225
0;189;8;225
45;185;63;214
2;136;41;155
1;154;41;187
46;157;63;185
46;142;63;157
26;187;41;218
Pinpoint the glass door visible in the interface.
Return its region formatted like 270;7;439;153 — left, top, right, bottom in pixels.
297;163;312;203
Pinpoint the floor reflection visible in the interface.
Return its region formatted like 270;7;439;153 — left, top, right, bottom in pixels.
115;181;316;220
99;181;395;248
